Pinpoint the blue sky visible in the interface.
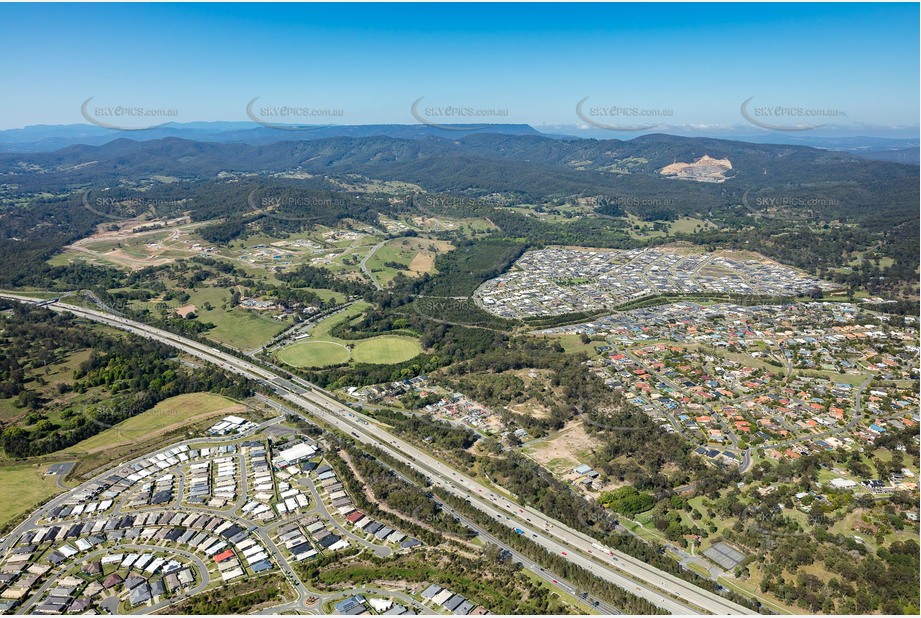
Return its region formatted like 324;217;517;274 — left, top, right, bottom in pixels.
1;3;918;133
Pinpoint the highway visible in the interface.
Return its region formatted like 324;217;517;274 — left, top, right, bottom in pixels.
1;294;756;615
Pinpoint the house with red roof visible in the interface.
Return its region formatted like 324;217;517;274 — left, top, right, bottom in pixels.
213;550;235;563
346;511;364;524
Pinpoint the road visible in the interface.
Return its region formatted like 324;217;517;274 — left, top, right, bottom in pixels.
1;294;755;615
359;240;388;290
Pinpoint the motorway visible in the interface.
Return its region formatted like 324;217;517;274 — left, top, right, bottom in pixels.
1;294;756;615
258;395;619;615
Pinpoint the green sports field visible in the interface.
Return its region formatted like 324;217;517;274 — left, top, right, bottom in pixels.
276;340;352;367
278;336;422;367
351;336;422;364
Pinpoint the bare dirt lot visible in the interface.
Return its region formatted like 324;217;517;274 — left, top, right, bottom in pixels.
408;251;435;274
524;420;602;475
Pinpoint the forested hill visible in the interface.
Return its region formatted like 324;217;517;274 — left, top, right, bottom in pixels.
0;131;912;184
3;132;916;225
0;132;917;297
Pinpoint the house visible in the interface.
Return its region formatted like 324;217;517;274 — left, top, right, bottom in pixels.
383;604;408;615
102;574;123;589
432;589;454;606
213;550;235;563
346;511;365;524
150;579;166;597
444;595;466;611
129;584;151;606
334;595;367;614
176;569;195;586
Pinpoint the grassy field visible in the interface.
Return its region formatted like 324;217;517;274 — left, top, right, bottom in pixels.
130;285;288;350
0;349;100;427
277;341;351;367
798;369;870;386
83;230;171;256
54;393;250;481
0;463;65;532
351;336;422;364
186;286;288;350
365;237;452;286
66;392;245;454
312;302;370;338
669;217;717;235
552;333;603;357
277;303;422;367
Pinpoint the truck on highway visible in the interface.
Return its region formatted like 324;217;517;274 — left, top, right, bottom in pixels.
514;528;524;535
591;542;614;555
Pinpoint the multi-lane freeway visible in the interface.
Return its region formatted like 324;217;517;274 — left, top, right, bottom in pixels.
0;294;756;615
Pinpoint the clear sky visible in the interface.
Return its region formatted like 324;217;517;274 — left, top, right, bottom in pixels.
1;2;918;132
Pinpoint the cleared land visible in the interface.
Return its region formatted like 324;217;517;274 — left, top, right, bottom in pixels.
365;236;453;286
522;420;602;477
53;219;201;269
130;285;288;350
0;464;64;531
66;392;246;454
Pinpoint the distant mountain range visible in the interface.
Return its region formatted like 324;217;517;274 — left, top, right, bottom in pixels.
2;133;916;225
0;122;567;152
0;122;916;164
